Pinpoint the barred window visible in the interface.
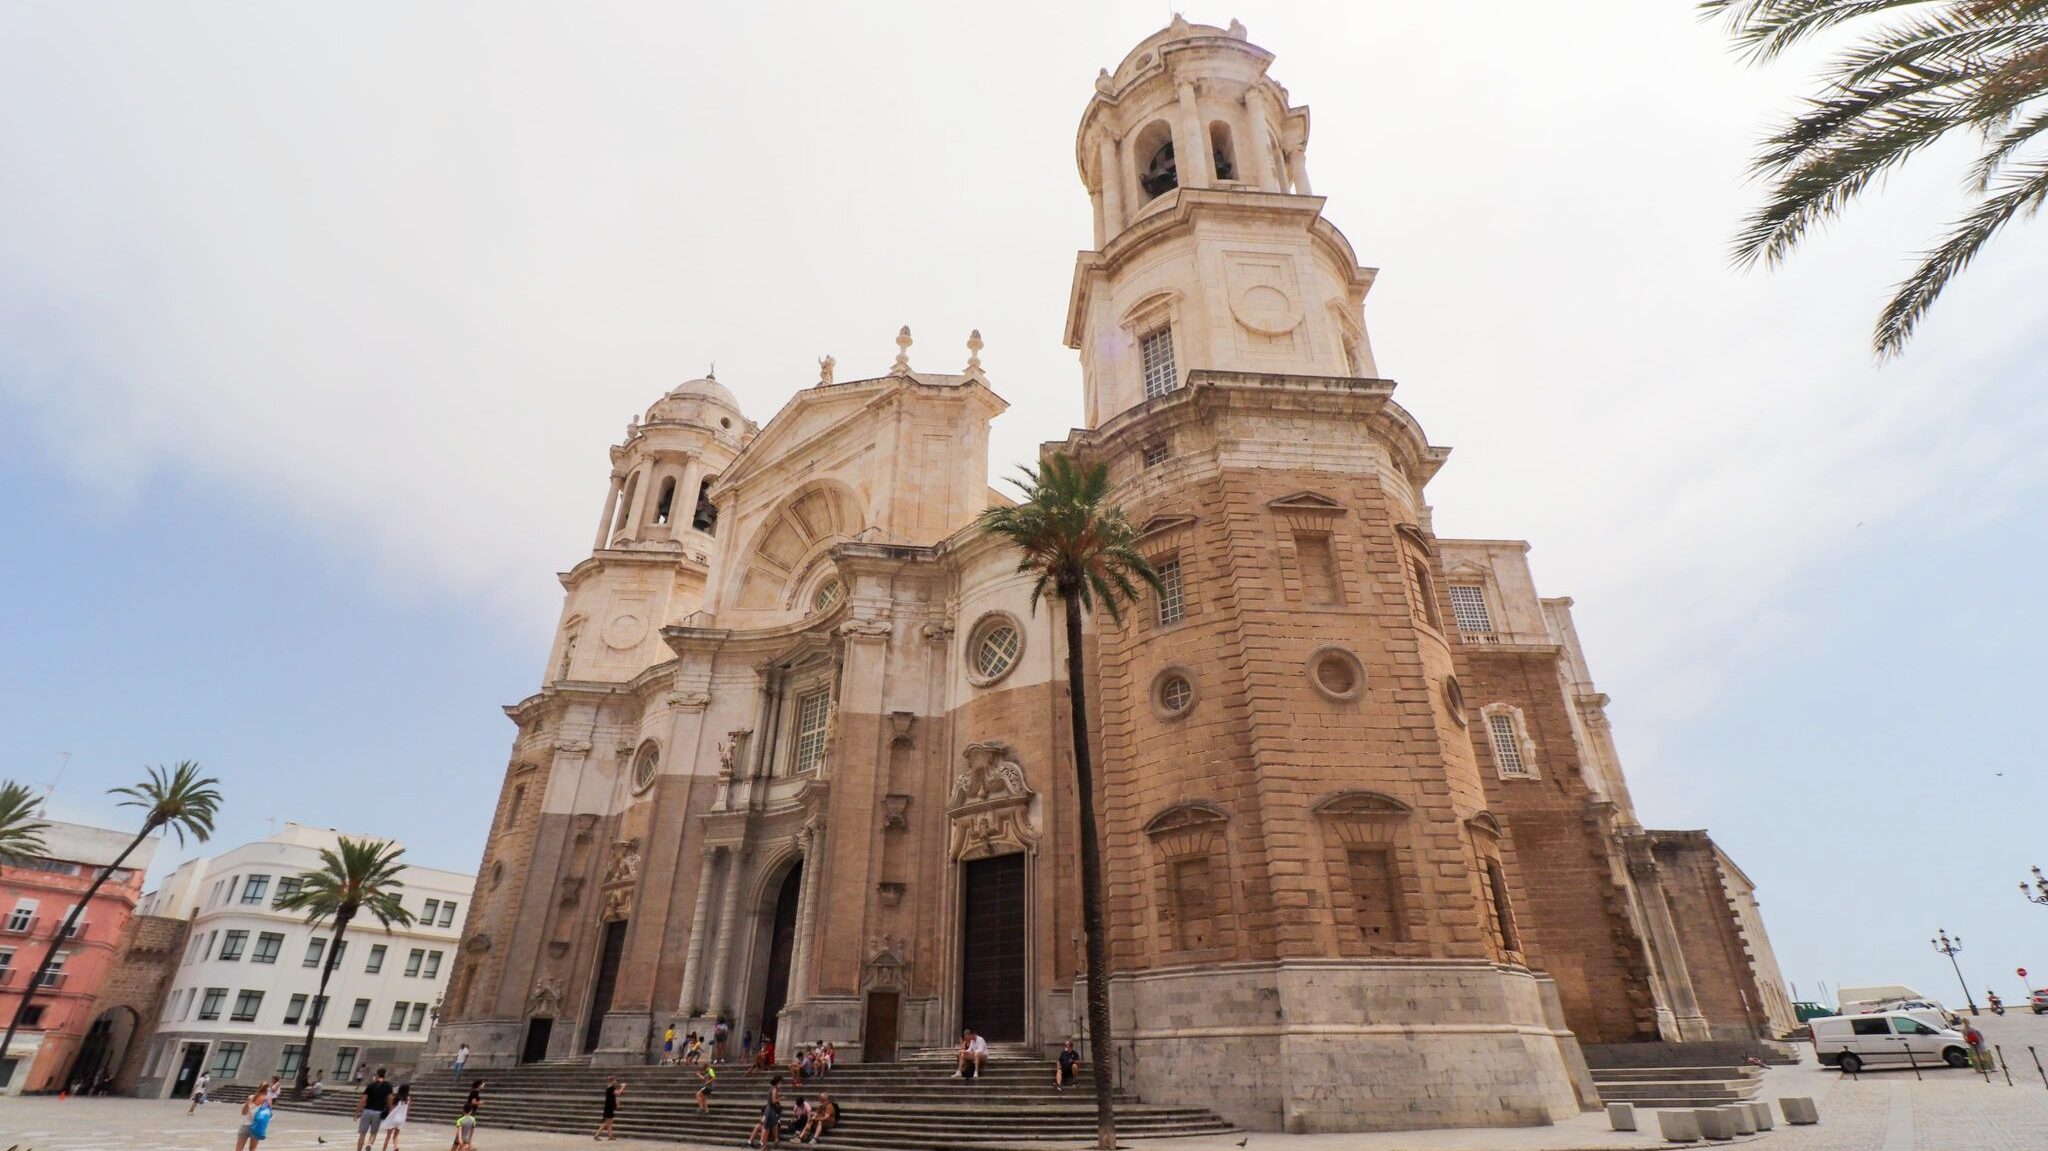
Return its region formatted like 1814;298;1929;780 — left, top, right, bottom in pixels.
1142;442;1169;468
1141;326;1178;400
1448;585;1493;634
1156;557;1184;626
1489;712;1530;777
810;578;845;614
793;690;831;774
971;619;1022;681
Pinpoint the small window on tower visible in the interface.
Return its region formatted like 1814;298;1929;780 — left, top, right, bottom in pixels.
1138;120;1178;198
1141;327;1178;400
653;477;676;525
1142;442;1169;469
1209;121;1237;182
1448;585;1493;636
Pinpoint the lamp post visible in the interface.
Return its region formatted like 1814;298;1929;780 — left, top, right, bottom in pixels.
1932;929;1978;1016
2023;866;2048;907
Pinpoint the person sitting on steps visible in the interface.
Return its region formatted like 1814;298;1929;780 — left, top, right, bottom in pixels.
951;1028;988;1079
797;1093;838;1144
1055;1039;1079;1091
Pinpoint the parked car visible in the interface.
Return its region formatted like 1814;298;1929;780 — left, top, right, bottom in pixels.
2031;989;2048;1015
1811;1012;1973;1074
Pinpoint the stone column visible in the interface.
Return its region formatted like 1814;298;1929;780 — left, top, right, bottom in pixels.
593;473;624;551
1175;80;1209;188
1096;133;1125;237
677;846;719;1014
1285;144;1312;196
703;846;749;1022
785;826;826;1013
1244;88;1280;193
1634;859;1710;1040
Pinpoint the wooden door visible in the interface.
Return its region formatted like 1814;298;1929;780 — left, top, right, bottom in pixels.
582;919;629;1053
960;853;1027;1042
862;991;900;1063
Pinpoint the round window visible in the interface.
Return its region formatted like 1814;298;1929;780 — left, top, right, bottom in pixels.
811;578;845;614
631;741;660;792
967;615;1023;684
720;417;733;429
1308;646;1364;702
1160;675;1193;717
1443;675;1468;725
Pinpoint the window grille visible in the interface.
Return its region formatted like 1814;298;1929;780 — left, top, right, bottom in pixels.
1448;585;1494;635
1142;443;1169;468
1489;713;1530;777
1156;558;1184;626
973;622;1021;680
1141;326;1178;400
793;690;831;774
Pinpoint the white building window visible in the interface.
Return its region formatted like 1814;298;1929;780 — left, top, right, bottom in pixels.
792;690;831;774
1448;585;1493;635
1485;706;1537;779
405;948;424;977
424;950;443;979
438;902;456;928
6;899;37;933
239;875;269;905
1156;557;1185;626
1141;326;1178;400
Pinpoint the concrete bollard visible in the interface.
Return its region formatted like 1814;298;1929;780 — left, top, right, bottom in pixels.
1658;1109;1703;1142
1750;1101;1774;1130
1729;1105;1757;1135
1780;1096;1819;1125
1606;1102;1637;1131
1694;1107;1738;1140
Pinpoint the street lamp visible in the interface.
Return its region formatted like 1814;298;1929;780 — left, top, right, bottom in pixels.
2022;866;2048;907
1931;929;1979;1016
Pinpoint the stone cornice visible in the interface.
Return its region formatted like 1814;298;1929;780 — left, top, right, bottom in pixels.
711;374;1006;503
559;546;709;591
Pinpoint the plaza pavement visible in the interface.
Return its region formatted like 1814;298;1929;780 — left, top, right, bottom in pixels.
3;1011;2045;1150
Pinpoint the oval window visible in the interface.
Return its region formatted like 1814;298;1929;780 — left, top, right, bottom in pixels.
631;741;660;792
811;578;845;614
968;616;1023;684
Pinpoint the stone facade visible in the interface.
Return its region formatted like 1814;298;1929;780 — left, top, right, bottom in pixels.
433;18;1787;1133
84;914;190;1093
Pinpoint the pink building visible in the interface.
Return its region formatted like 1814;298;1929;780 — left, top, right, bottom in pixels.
0;820;158;1095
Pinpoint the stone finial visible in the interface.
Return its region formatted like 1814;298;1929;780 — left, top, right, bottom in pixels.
965;330;984;374
707;361;716;380
1095;67;1114;94
818;354;835;387
890;325;913;376
1169;13;1191;37
1227;18;1247;39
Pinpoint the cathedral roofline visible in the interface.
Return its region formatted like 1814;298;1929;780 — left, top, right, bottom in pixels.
711;372;1006;502
1063;187;1374;349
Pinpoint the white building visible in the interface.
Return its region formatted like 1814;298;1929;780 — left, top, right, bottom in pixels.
133;824;472;1098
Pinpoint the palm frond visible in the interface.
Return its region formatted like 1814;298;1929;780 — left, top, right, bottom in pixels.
0;780;49;865
275;836;416;930
1877;156;2048;353
977;452;1160;625
109;760;222;847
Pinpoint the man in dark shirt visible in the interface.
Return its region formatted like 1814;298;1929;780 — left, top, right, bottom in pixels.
356;1068;394;1151
1056;1040;1080;1091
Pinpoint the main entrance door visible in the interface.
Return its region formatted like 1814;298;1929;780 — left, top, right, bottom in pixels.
758;863;803;1042
960;853;1026;1042
171;1042;209;1099
582;919;629;1054
862;991;900;1063
521;1017;554;1063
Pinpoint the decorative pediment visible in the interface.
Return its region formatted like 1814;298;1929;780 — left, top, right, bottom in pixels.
1467;811;1504;838
1138;514;1198;543
1313;791;1412;818
1267;491;1345;512
599;839;642;922
1143;801;1228;860
863;935;910;990
1394;522;1437;556
1143;802;1228;837
947;742;1039;861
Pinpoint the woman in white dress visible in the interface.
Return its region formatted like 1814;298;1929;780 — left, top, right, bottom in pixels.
380;1083;411;1150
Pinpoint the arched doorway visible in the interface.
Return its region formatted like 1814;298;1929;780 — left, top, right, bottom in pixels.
67;1006;138;1094
756;863;803;1042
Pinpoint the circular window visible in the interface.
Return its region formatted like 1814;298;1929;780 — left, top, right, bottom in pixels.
966;614;1024;685
720;417;733;429
1443;675;1468;725
1151;667;1198;720
631;741;660;792
810;578;845;614
1308;646;1365;702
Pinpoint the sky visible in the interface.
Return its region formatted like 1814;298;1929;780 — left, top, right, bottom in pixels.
2;3;2045;1011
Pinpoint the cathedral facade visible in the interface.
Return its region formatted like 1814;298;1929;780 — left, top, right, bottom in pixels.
432;20;1790;1133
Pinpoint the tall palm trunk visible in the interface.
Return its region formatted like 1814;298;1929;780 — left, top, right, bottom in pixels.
297;905;355;1091
0;823;153;1068
1063;592;1117;1150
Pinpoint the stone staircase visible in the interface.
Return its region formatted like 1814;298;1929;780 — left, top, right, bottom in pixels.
1586;1065;1766;1111
214;1053;1233;1150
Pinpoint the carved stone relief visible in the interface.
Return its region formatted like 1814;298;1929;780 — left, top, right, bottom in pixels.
947;741;1039;861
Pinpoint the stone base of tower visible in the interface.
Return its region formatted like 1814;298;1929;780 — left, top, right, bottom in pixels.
1098;960;1596;1133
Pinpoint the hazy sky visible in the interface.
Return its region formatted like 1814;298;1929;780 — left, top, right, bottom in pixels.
3;3;2045;1011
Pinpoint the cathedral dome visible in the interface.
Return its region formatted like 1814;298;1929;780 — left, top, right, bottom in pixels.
646;375;745;427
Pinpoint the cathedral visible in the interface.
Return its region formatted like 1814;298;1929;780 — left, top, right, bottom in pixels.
433;18;1791;1133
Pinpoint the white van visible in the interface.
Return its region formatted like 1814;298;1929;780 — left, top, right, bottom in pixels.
1811;1012;1972;1072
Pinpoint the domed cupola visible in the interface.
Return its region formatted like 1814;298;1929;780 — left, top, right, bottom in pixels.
645;374;749;436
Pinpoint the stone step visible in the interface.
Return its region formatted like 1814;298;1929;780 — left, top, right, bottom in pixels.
1589;1065;1763;1082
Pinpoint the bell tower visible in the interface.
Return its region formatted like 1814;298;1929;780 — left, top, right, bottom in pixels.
1065;15;1378;429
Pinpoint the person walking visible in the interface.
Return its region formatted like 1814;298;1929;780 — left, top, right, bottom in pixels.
186;1070;211;1114
450;1100;478;1151
451;1043;469;1081
595;1075;625;1141
662;1023;677;1065
745;1074;785;1148
234;1088;275;1151
356;1068;395;1151
694;1061;717;1113
379;1084;411;1150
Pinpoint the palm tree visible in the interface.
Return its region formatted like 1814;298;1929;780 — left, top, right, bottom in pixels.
978;452;1159;1151
274;836;413;1091
1702;1;2048;357
0;761;220;1066
0;779;49;865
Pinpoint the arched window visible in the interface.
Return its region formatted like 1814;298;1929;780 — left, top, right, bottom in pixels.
810;577;845;614
631;740;660;792
652;477;677;525
613;472;641;538
692;478;719;535
1208;121;1237;182
1136;120;1178;199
